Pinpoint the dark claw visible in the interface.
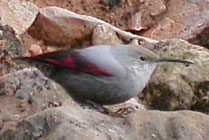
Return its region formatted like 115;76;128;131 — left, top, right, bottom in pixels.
116;106;135;116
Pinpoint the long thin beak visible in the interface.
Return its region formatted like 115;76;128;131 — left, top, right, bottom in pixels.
155;58;193;65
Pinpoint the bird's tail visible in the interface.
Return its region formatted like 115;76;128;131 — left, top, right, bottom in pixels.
13;56;55;67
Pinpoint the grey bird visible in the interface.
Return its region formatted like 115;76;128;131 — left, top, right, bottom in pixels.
16;45;192;113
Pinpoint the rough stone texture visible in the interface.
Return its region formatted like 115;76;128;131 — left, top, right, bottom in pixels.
20;0;166;30
27;44;43;56
1;48;209;140
128;12;145;31
28;6;154;48
0;0;38;35
128;0;166;31
1;106;209;140
1;0;209;139
92;24;123;46
143;0;209;42
0;24;22;76
0;68;145;139
0;67;144;112
141;39;209;112
20;32;48;57
0;68;72;138
146;0;166;16
28;6;98;46
189;27;209;49
0;68;72;119
28;6;157;49
16;0;209;48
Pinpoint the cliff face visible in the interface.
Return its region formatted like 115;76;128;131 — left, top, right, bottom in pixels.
0;1;209;140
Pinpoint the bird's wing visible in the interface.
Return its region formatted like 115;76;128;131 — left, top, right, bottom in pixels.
16;47;124;76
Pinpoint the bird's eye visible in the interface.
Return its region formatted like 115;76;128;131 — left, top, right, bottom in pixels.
140;56;146;61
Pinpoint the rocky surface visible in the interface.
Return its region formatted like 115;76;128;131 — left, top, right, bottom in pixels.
0;0;38;35
2;107;209;140
0;0;209;140
0;68;71;121
141;39;209;112
0;24;22;76
142;0;209;42
92;24;123;46
20;0;166;31
28;6;98;46
20;0;209;48
1;69;209;140
28;6;155;48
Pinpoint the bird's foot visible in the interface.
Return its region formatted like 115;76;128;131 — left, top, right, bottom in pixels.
105;110;125;118
80;100;108;113
115;106;135;116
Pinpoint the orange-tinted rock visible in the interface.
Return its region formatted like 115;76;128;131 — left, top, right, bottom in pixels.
28;44;43;56
128;0;166;31
28;7;98;46
143;0;209;42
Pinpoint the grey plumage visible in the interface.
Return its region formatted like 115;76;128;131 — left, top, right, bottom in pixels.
15;45;191;105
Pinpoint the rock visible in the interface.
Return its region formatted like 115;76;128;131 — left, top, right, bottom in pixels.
1;46;209;139
145;0;166;16
1;106;209;140
100;0;121;8
21;0;209;48
28;6;98;46
0;67;71;139
1;1;209;139
141;39;209;112
0;0;38;35
28;6;154;47
0;24;22;76
0;67;144;138
0;68;72;124
28;44;43;56
128;12;145;31
143;0;209;43
24;0;165;31
127;0;166;31
189;27;209;49
92;24;123;46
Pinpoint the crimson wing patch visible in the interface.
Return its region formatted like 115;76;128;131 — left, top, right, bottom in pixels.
19;50;112;76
